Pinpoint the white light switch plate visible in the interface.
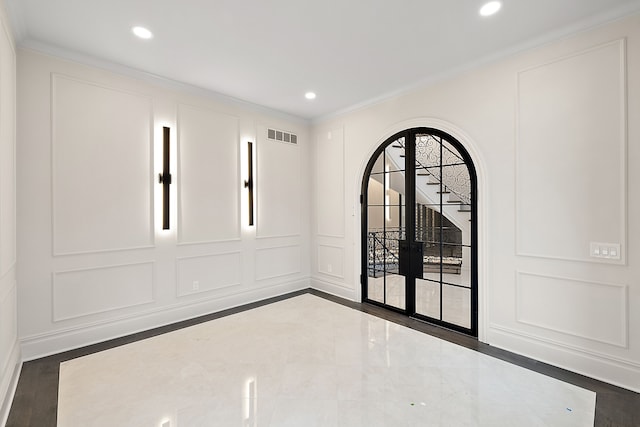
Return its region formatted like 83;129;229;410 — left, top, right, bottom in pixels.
590;242;621;260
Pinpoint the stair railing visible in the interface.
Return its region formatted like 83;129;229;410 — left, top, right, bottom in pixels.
397;136;471;205
367;229;401;278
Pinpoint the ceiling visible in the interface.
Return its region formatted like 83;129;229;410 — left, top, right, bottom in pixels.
6;0;640;120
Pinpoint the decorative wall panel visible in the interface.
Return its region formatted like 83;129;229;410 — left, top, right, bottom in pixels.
0;284;16;373
52;75;153;255
316;128;344;237
178;104;240;244
516;40;626;262
53;262;155;322
317;244;344;278
0;24;15;276
516;272;627;347
256;129;300;238
255;245;301;280
176;252;241;297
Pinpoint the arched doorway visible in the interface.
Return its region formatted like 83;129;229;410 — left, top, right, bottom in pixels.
361;127;478;336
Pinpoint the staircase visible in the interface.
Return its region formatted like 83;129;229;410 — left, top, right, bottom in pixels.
372;135;472;245
366;135;473;281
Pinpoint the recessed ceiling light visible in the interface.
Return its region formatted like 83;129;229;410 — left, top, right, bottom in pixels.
305;92;317;100
132;26;153;39
479;1;501;17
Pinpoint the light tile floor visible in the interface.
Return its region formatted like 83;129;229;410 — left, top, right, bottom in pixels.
58;294;595;426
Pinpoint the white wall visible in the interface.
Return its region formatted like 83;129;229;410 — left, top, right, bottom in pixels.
0;0;18;424
16;49;311;359
8;7;640;413
311;14;640;392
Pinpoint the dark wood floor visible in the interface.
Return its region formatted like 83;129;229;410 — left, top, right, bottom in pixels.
6;288;640;426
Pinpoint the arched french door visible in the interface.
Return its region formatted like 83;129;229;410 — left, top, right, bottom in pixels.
361;127;478;336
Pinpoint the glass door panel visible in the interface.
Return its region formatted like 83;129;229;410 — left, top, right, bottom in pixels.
383;141;406;309
442;285;471;329
367;205;385;303
364;128;475;336
413;132;473;331
441;245;470;287
415;278;440;318
371;152;385;174
367;177;384;206
366;139;406;309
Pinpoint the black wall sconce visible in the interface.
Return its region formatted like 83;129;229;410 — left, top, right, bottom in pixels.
244;141;254;226
158;126;171;229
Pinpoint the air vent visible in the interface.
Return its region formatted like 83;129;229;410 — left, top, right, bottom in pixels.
268;128;297;144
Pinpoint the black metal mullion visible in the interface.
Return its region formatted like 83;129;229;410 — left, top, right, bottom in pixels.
398;193;403;232
470;150;479;337
439;136;444;321
406;131;416;315
383;150;387;305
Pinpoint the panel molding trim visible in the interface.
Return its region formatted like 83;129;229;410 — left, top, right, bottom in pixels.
488;322;640;394
175;251;242;297
0;269;15;303
515;38;627;264
52;261;155;322
21;278;309;360
515;271;628;348
255;244;301;281
255;233;301;240
255;125;301;239
489;323;640;370
176;103;241;245
0;284;17;375
0;20;16;279
0;261;15;282
316;234;346;239
310;277;355;301
51;73;155;256
317;244;345;279
176;238;242;246
316;126;345;238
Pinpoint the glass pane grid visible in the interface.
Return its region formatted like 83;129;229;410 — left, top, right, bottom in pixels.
365;131;474;333
412;132;473;330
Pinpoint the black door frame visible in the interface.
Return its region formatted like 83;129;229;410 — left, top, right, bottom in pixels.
360;127;478;337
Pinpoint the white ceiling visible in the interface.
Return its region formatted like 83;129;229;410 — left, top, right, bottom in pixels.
6;0;640;120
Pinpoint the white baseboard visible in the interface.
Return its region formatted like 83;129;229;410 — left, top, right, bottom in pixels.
489;324;640;394
310;276;356;301
0;342;22;427
20;278;310;361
